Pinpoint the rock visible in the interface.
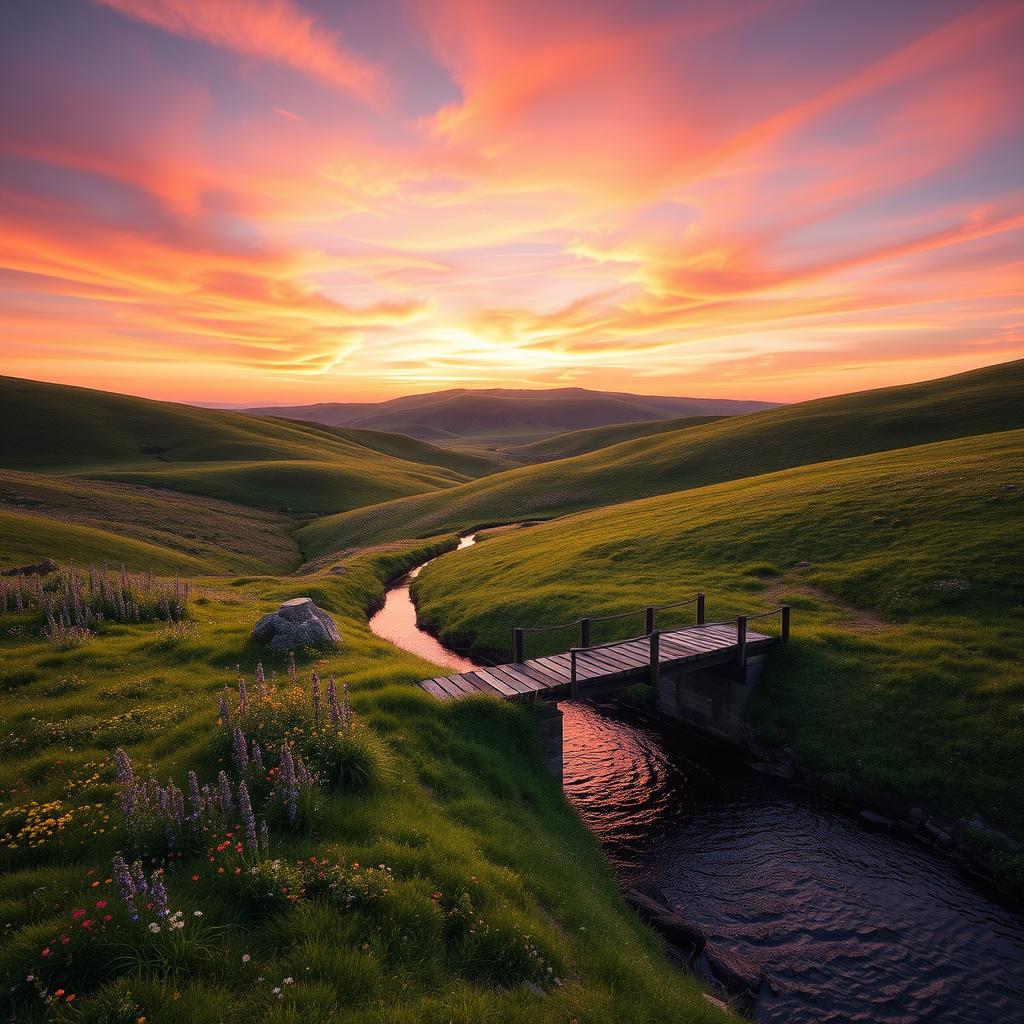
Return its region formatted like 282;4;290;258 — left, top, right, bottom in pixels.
623;889;705;954
794;560;811;568
329;565;348;575
859;810;895;828
523;981;544;998
702;942;763;996
251;597;341;652
2;558;57;577
702;993;731;1013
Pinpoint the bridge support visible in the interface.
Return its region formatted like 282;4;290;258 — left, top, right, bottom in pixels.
653;654;770;745
534;700;563;782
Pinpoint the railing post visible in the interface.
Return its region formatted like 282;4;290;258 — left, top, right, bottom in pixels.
580;617;590;648
736;615;747;668
781;605;791;644
645;606;655;635
513;627;524;663
697;593;706;625
570;650;579;699
649;631;660;685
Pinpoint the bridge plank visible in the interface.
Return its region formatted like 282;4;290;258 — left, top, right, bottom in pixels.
487;663;547;693
518;660;568;687
472;666;532;697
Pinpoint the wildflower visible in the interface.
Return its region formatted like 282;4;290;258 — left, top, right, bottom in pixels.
251;740;265;774
279;743;298;824
327;675;341;728
218;771;235;815
238;676;248;716
218;694;230;727
287;651;297;685
232;726;249;773
242;953;251;963
112;854;138;922
193;910;203;917
148;922;161;933
259;820;270;855
149;871;169;918
187;771;203;821
238;781;257;851
255;661;265;689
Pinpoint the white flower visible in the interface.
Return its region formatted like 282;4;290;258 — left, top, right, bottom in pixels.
283;977;294;985
148;922;161;933
193;910;203;917
242;953;251;963
272;987;281;995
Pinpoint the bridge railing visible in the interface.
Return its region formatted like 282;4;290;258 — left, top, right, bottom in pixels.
566;605;791;695
512;594;704;662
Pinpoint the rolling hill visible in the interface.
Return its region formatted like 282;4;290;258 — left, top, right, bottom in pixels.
0;377;503;515
505;415;724;462
247;386;776;447
298;358;1024;554
414;427;1024;838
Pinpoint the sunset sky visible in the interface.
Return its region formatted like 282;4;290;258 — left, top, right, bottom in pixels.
1;0;1022;404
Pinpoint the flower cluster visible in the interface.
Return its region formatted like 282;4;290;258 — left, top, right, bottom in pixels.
1;798;108;853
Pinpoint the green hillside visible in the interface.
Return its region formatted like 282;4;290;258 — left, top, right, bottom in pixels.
505;415;724;462
414;428;1024;842
0;377;494;514
0;471;299;574
299;358;1024;553
0;542;729;1024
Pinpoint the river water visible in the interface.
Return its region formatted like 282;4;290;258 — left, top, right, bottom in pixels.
370;536;1024;1023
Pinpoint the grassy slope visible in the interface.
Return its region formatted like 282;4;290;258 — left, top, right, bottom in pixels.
299;358;1024;552
0;377;490;514
0;471;299;575
505;416;724;462
415;430;1024;844
0;543;728;1024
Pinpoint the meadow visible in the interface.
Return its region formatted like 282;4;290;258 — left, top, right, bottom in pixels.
0;543;729;1023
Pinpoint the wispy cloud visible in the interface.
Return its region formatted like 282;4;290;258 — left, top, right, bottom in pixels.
93;0;385;103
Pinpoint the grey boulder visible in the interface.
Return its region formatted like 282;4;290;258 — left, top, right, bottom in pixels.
252;597;341;652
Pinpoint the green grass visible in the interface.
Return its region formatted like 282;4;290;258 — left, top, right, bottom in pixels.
299;358;1024;552
0;543;730;1023
0;377;501;515
505;416;724;462
0;470;300;575
414;429;1024;845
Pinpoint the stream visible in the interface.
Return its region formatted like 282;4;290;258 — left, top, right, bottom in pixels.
369;535;1024;1023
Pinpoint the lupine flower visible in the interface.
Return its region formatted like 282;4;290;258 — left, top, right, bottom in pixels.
232;727;249;773
311;671;322;731
288;652;297;686
238;676;248;715
251;740;265;774
218;693;230;727
255;661;265;690
149;871;169;918
112;854;138;922
187;771;203;820
131;860;149;894
218;771;235;815
238;781;257;851
327;676;341;728
279;743;298;824
259;820;270;854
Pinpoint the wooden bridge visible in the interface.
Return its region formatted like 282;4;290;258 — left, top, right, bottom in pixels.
419;595;790;702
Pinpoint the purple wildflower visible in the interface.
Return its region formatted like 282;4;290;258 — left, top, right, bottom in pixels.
131;860;149;894
150;870;169;918
232;726;249;773
238;676;248;715
218;694;230;727
112;854;138;922
287;652;297;686
279;743;298;824
218;771;235;815
327;675;341;728
251;740;265;774
187;771;203;820
238;781;257;851
259;820;270;855
255;661;265;690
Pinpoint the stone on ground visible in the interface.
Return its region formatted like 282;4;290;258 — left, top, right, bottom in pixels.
252;597;341;652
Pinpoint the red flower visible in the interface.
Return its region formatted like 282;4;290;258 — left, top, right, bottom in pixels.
41;948;50;957
103;915;112;923
71;910;85;920
95;900;106;909
191;874;200;882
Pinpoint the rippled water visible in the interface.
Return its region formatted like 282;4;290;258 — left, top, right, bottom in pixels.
374;539;1024;1023
563;701;1024;1024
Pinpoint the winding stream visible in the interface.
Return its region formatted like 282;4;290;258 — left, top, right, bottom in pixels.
370;536;1024;1023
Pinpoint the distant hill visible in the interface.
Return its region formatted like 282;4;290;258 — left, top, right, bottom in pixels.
245;387;777;447
0;376;504;515
505;415;725;462
298;358;1024;553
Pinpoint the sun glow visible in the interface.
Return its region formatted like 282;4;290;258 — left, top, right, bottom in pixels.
1;0;1022;403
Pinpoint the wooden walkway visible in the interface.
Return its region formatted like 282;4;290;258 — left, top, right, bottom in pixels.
419;601;788;702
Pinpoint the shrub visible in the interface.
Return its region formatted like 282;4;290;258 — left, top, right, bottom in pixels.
304;729;389;794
